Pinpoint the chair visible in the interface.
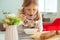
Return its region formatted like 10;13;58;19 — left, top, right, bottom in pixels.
43;18;60;31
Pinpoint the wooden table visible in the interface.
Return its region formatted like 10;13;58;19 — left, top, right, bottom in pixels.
30;32;60;40
18;31;34;40
46;35;60;40
17;26;34;40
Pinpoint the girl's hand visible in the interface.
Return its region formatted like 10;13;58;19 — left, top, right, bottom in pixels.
20;14;26;21
35;26;40;32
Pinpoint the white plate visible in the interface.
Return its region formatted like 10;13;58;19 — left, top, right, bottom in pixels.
24;29;38;34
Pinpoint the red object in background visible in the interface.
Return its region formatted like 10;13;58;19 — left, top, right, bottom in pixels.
43;18;60;31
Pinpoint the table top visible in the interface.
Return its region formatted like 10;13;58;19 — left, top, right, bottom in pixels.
29;32;60;40
18;29;60;40
46;35;60;40
18;32;32;39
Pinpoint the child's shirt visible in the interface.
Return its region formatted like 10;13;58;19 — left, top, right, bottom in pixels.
18;13;43;32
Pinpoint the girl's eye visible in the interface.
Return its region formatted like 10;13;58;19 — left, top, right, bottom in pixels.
33;9;36;11
27;9;30;11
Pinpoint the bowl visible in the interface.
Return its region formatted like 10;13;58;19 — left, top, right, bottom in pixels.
24;28;38;34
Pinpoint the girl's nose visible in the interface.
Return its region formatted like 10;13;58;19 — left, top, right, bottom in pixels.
30;10;34;15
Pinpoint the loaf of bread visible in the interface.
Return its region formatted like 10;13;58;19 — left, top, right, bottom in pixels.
40;31;56;40
56;31;60;35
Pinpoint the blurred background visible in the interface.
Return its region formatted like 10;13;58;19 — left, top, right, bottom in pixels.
0;0;60;40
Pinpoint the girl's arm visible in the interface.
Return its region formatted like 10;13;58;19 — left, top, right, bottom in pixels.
34;13;43;32
19;14;26;21
37;13;43;32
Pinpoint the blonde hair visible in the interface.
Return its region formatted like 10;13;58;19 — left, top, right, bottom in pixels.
18;0;40;21
22;0;38;7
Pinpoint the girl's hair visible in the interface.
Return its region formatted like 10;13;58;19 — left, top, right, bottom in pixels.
22;0;38;7
18;0;40;21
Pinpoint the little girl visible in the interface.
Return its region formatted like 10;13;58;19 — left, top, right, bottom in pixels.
18;0;57;40
19;0;43;32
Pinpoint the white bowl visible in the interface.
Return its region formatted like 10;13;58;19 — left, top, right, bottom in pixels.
24;29;38;34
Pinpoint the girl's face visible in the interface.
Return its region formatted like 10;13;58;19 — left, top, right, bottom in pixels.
24;3;38;16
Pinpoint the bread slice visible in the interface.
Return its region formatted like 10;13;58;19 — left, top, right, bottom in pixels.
40;31;56;40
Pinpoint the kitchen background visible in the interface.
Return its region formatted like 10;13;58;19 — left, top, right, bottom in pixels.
0;0;60;40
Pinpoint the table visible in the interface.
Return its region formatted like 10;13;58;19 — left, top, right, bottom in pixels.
29;32;60;40
18;32;34;40
46;35;60;40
